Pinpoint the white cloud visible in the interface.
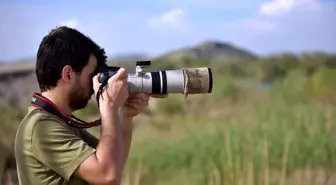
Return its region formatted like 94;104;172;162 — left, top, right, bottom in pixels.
59;19;79;28
220;0;324;41
216;0;336;55
148;8;188;32
260;0;321;16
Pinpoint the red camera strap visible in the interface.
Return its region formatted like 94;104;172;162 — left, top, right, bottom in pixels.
31;93;101;128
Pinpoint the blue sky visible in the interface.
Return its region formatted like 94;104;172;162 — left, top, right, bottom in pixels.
0;0;335;62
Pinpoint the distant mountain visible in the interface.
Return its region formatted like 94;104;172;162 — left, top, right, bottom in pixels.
109;53;149;62
0;61;8;65
155;40;258;62
0;60;35;74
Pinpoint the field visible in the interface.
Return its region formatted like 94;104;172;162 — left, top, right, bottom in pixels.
1;52;336;185
119;95;336;185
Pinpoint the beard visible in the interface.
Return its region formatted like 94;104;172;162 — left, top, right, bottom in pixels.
68;83;93;111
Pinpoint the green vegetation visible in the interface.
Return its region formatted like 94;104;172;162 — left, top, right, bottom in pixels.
124;101;336;185
1;45;336;184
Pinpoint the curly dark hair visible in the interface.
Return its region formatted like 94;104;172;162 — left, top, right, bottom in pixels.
35;26;107;92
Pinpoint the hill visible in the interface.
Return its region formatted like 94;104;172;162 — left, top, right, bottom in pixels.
0;61;35;74
155;40;258;62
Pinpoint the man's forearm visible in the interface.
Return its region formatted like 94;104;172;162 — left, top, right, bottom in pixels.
96;104;125;183
120;116;133;168
82;114;134;167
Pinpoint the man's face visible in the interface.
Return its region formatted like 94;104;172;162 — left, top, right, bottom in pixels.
68;55;97;111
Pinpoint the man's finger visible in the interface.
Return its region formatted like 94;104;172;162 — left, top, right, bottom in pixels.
150;94;169;98
127;99;149;106
124;102;142;112
125;102;148;113
113;68;127;80
129;93;149;100
92;73;100;82
128;93;142;98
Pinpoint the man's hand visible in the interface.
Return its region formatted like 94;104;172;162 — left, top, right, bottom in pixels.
93;68;129;110
120;93;168;118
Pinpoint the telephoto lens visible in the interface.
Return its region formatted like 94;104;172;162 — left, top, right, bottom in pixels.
98;61;213;95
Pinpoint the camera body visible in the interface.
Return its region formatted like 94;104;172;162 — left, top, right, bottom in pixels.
98;61;150;84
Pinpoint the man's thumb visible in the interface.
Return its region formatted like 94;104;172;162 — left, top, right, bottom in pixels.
115;68;127;78
92;73;100;83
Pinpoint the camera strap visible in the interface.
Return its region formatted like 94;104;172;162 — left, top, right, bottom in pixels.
96;76;110;107
31;93;101;128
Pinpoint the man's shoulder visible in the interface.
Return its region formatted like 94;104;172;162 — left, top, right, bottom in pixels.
19;106;66;130
15;106;69;151
14;106;70;181
15;106;95;184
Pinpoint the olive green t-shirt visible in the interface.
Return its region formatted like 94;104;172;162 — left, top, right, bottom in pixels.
14;106;99;185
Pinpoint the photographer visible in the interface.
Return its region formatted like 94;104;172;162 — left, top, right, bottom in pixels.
14;26;167;185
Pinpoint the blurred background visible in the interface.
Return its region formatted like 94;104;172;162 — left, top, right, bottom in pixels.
1;0;336;184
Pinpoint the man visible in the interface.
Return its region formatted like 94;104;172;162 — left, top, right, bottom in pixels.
14;26;167;185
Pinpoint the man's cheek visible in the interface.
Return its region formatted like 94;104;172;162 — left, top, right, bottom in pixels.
86;80;93;94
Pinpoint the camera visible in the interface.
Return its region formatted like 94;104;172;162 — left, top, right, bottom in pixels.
97;60;213;94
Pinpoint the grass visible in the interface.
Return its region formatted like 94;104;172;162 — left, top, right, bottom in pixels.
1;78;336;185
118;94;336;185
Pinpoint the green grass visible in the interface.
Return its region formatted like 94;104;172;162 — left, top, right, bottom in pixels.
119;95;336;185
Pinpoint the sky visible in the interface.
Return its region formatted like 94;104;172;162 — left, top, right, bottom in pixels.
0;0;335;62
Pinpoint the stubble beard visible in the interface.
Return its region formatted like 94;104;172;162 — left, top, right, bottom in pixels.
68;83;90;111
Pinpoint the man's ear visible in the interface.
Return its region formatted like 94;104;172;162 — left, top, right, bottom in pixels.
61;65;75;83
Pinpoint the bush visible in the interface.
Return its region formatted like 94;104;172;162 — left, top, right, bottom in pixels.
269;69;313;103
0;103;24;124
211;76;242;101
310;67;336;103
155;95;185;116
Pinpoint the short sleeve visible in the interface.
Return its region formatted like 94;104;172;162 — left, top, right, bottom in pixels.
31;118;96;181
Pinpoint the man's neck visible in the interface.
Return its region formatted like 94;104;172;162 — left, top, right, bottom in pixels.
41;90;73;115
